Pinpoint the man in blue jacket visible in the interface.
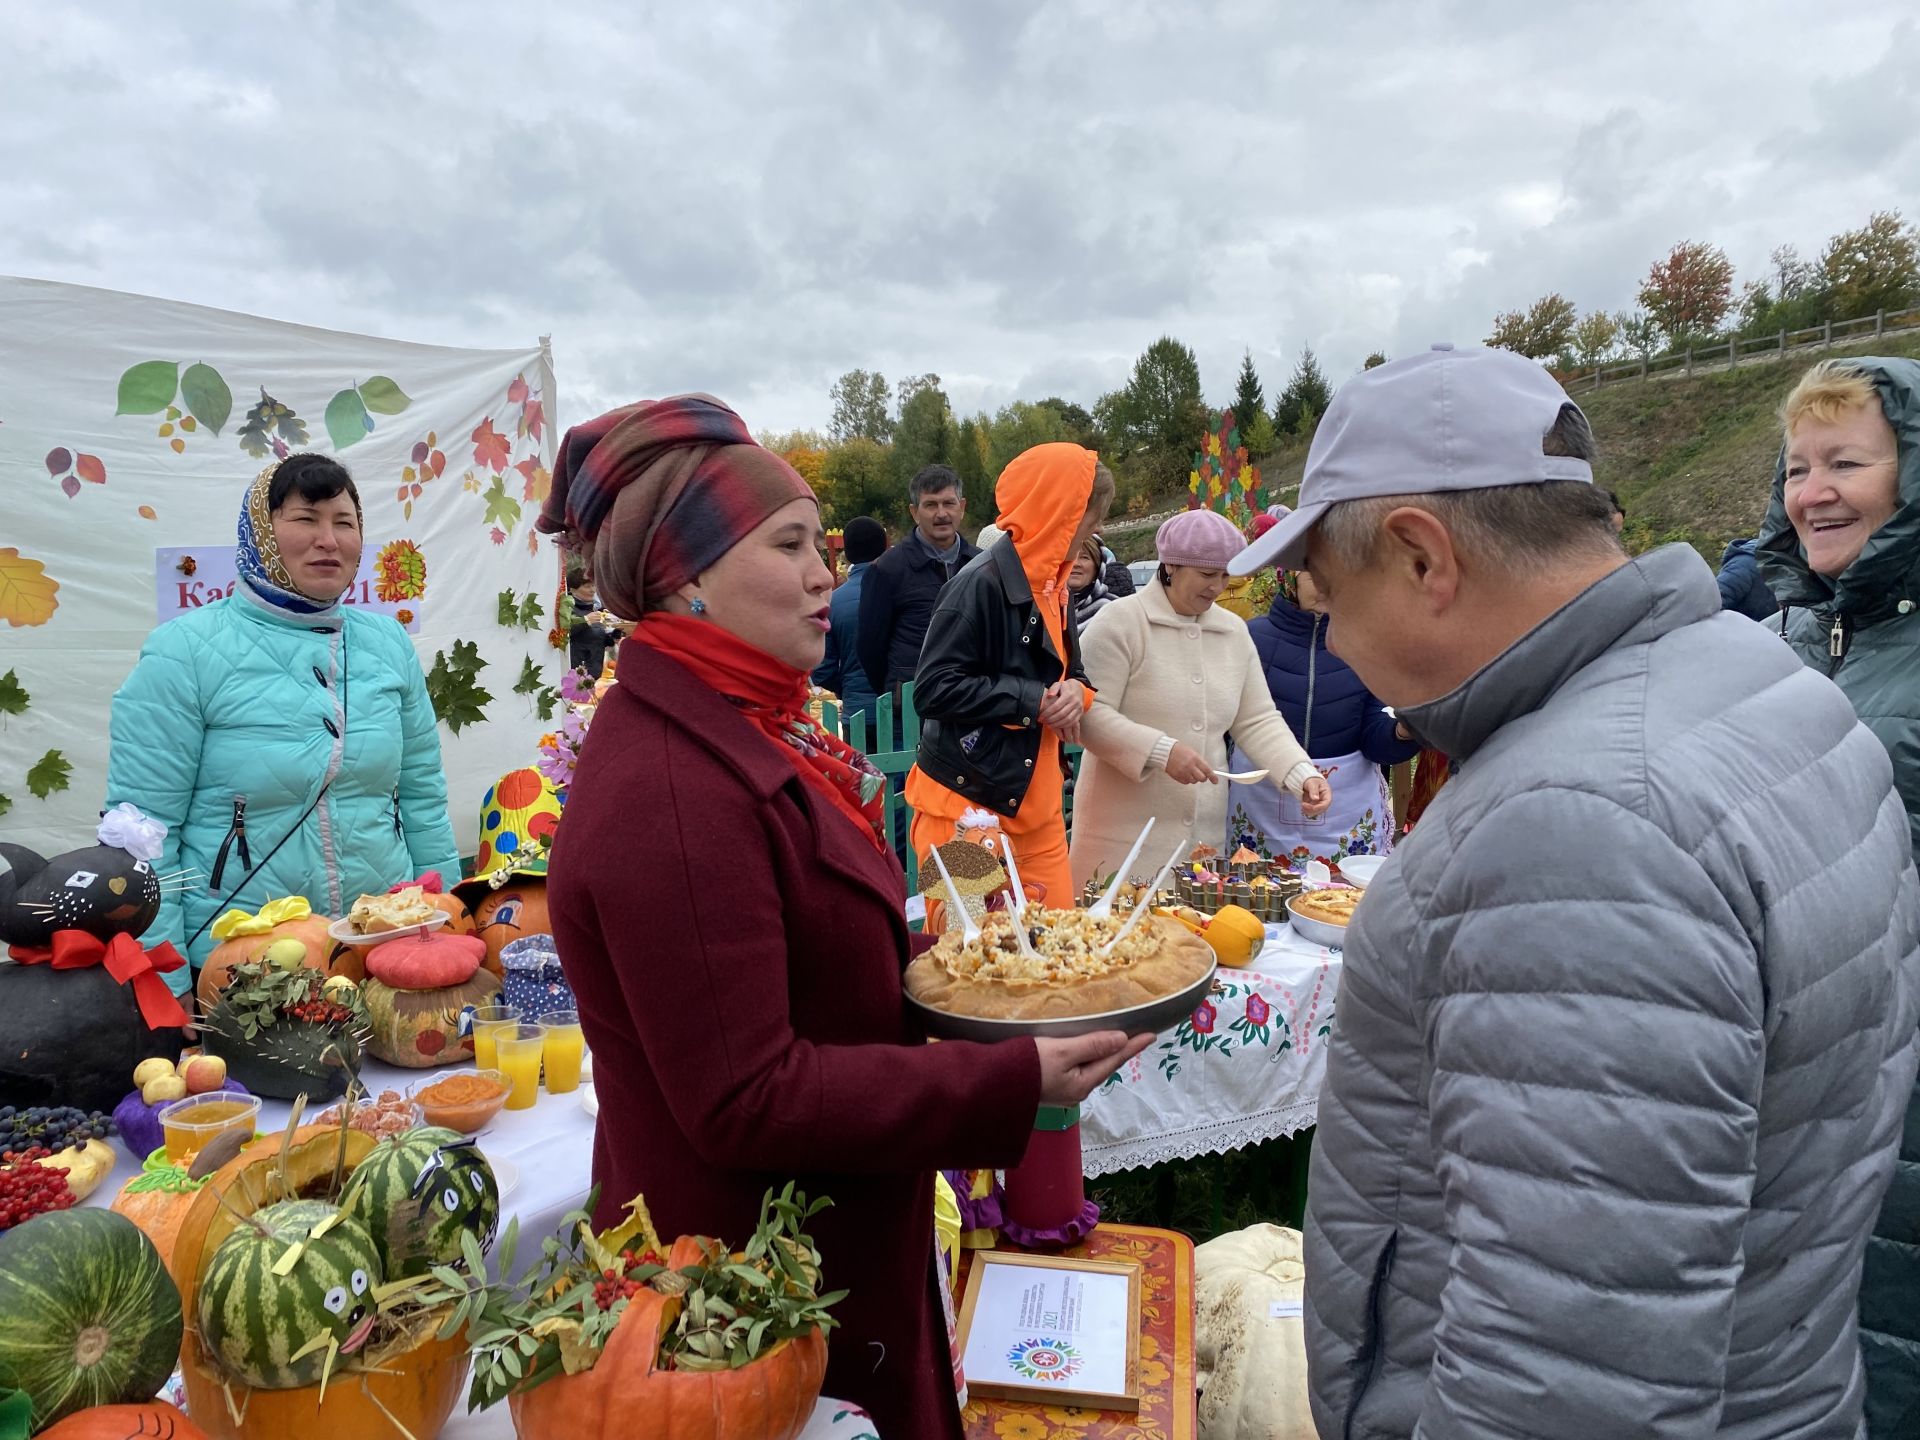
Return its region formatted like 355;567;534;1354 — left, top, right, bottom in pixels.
857;465;979;700
813;516;885;729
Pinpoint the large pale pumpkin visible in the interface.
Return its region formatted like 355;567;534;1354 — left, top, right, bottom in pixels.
170;1123;468;1440
361;970;502;1067
1193;1222;1313;1440
508;1235;827;1440
198;905;335;1006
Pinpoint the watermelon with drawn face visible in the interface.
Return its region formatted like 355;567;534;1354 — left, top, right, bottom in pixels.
344;1127;499;1279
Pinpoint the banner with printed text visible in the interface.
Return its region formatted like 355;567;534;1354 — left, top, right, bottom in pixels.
0;275;562;859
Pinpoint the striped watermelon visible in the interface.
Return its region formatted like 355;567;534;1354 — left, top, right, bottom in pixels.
0;1209;184;1432
195;1199;383;1390
344;1126;498;1279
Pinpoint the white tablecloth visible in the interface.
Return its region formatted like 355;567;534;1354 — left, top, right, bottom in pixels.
84;1062;879;1439
1079;923;1343;1176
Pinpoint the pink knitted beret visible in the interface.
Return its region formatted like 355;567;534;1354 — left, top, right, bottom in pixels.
1155;508;1248;568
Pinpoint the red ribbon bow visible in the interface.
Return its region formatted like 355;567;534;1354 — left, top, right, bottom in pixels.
13;930;191;1030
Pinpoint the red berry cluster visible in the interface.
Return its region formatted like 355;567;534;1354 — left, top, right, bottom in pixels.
282;998;357;1026
590;1247;664;1312
0;1148;76;1230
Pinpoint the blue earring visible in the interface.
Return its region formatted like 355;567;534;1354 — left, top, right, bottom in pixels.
690;597;708;616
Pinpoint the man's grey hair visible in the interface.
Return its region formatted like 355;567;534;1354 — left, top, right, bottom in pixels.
1314;403;1620;576
909;464;963;505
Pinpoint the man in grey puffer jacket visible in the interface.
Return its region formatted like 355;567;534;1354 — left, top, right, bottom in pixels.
1232;344;1920;1439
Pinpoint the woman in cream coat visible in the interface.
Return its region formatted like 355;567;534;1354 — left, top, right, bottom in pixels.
1069;510;1331;891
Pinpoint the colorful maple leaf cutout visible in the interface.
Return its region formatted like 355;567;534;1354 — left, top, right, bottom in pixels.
483;475;522;534
472;417;512;473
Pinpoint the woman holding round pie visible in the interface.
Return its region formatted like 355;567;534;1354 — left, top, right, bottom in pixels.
1068;509;1332;891
536;395;1149;1439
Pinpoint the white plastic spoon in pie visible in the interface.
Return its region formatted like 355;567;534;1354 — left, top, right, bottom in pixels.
1100;842;1188;956
1087;816;1155;919
1212;767;1270;783
997;838;1043;962
928;845;981;944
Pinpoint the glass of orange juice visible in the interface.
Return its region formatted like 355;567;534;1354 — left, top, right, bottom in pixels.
159;1093;262;1162
470;1003;520;1070
539;1009;584;1094
497;1023;547;1110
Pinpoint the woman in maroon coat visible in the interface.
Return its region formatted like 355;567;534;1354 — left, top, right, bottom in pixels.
536;396;1149;1438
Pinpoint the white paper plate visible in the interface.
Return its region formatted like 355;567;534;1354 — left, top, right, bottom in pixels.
326;912;449;946
482;1153;520;1201
1337;854;1387;888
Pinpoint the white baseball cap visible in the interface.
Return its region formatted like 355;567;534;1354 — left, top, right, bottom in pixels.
1231;343;1594;575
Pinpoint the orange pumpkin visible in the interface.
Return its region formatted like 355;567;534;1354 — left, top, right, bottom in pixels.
508;1235;827;1440
169;1123;470;1440
108;1151;209;1272
198;902;335;1006
466;878;551;978
33;1401;211;1440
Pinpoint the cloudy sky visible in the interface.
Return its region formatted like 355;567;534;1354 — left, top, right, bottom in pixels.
4;2;1915;435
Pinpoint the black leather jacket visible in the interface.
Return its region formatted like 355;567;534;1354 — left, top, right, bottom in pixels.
913;538;1088;819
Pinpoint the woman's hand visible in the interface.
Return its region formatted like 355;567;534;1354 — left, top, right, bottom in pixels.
1035;1031;1155;1105
1164;742;1218;785
1038;680;1086;741
1300;773;1333;818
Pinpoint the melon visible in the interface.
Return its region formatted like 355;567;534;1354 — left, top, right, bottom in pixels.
195;1198;382;1391
0;1209;184;1431
360;970;501;1068
344;1127;499;1278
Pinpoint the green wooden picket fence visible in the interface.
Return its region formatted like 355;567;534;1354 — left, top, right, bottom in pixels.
816;682;1080;896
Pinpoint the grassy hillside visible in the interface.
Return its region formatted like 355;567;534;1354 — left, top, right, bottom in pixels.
1109;333;1920;566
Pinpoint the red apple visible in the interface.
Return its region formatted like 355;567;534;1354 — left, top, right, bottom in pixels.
181;1054;229;1095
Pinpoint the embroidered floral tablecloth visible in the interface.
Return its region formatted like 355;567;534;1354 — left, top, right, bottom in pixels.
959;1225;1196;1440
1079;925;1342;1177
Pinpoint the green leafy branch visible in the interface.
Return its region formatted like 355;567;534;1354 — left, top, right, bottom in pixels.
513;657;561;722
426;640;493;734
496;590;544;632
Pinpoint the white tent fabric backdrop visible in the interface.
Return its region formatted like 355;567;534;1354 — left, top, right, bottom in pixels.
0;275;562;860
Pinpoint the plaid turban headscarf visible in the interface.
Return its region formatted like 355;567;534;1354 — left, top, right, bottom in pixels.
537;394;814;620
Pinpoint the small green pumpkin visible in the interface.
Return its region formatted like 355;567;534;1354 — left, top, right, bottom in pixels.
344;1127;499;1279
195;1199;383;1390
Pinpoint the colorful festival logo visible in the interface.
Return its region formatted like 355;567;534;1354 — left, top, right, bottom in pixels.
1006;1337;1083;1383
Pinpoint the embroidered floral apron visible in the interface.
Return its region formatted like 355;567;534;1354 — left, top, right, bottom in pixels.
1224;744;1394;868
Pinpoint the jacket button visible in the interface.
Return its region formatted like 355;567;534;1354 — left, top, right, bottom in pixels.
1021;636;1030;644
1191;674;1203;684
1022;716;1032;726
1024;759;1033;768
1192;720;1203;731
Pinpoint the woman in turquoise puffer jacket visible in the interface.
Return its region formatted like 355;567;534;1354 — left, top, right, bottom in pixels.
105;454;460;996
1757;356;1920;1440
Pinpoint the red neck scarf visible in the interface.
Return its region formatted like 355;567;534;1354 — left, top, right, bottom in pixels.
637;613;889;853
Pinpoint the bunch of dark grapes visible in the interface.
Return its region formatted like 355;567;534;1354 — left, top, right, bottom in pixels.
0;1105;115;1156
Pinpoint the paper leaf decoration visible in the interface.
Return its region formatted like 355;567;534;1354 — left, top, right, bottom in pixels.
26;750;71;800
0;549;59;627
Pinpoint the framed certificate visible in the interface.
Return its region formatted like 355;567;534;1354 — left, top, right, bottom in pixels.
955;1251;1142;1411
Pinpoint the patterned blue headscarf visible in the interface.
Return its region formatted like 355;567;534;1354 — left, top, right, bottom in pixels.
235;461;348;617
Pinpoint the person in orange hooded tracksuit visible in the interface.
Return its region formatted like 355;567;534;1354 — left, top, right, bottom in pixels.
906;443;1115;906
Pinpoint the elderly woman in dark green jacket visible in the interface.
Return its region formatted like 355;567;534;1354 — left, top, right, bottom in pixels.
1758;355;1920;1439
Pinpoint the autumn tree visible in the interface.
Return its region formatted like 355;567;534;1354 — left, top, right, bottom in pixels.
1230;351;1266;435
985;401;1072;479
891;376;953;486
1820;210;1920;320
1637;241;1735;344
1486;293;1578;359
1568;311;1621;368
817;438;899;529
1273;347;1332;438
1099;337;1207;455
1615;310;1660;360
827;370;892;443
1035;396;1096;441
952;416;990;496
1362;351;1389;369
